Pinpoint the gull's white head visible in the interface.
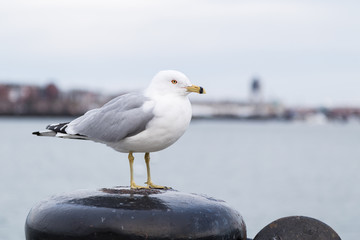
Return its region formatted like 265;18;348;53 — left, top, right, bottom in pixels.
146;70;206;96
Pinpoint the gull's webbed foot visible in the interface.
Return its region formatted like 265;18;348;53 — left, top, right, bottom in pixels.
145;181;171;189
130;181;149;189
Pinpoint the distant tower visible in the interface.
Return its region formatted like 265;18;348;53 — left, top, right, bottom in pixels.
249;77;263;104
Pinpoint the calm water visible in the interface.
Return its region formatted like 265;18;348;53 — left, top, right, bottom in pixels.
0;118;359;239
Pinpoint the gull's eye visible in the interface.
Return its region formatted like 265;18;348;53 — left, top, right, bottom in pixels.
171;80;178;84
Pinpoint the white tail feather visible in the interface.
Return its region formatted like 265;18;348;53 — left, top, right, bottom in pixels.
33;130;88;140
55;133;89;140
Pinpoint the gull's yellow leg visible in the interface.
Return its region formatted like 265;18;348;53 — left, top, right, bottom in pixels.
128;152;147;189
144;152;170;189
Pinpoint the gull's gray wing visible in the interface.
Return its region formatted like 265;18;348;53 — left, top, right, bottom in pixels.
66;92;154;143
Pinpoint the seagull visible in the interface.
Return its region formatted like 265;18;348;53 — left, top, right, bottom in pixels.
33;70;206;189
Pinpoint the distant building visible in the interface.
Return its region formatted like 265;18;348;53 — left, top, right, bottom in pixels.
249;77;267;117
44;83;60;100
249;77;263;104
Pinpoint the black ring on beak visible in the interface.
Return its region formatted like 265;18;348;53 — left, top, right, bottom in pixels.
199;87;204;94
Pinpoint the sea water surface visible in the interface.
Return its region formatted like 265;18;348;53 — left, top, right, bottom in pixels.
0;118;359;239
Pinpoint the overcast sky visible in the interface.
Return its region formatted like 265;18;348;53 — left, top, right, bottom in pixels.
1;0;359;106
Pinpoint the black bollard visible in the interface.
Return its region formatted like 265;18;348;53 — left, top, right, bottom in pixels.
253;216;341;240
25;187;246;240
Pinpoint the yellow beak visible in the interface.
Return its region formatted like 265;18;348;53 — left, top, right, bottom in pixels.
186;85;206;94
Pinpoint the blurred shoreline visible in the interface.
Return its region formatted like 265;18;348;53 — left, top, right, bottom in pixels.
1;82;359;124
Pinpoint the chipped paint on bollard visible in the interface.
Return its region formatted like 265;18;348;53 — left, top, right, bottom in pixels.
25;187;247;240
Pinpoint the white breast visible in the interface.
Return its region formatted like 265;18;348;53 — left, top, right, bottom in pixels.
110;95;192;153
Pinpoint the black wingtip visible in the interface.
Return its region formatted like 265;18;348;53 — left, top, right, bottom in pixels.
32;131;40;136
46;122;69;134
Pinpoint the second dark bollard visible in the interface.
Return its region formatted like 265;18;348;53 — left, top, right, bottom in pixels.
253;216;341;240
